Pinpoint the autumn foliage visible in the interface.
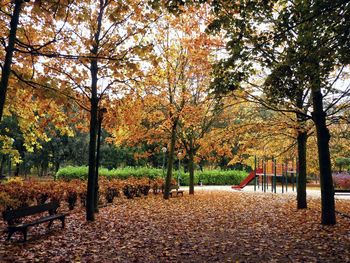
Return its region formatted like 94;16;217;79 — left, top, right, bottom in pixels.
0;177;168;213
1;191;350;262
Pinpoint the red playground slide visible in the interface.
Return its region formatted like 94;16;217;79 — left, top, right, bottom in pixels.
231;168;263;190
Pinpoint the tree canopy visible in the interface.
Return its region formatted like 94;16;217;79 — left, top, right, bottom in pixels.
1;0;349;225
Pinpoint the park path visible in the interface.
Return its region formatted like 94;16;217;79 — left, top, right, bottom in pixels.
185;185;350;200
1;190;350;262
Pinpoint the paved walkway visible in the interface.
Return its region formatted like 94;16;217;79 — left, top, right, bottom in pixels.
182;185;350;200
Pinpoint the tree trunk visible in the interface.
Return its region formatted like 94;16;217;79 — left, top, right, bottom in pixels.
86;60;99;221
188;139;195;195
0;0;23;121
163;121;177;199
311;71;336;225
0;156;5;178
54;161;60;173
297;130;307;209
41;159;48;177
94;113;103;213
295;88;308;209
37;164;41;177
15;163;20;176
86;0;104;221
7;157;11;177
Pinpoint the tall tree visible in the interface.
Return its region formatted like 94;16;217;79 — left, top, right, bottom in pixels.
202;0;313;209
40;0;157;220
207;0;350;224
0;0;71;122
118;7;223;198
273;0;349;225
0;0;27;121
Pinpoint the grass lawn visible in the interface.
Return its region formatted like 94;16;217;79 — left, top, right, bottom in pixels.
1;191;350;262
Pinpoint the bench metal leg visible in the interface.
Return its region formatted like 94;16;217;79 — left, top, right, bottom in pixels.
22;228;28;242
48;217;65;230
61;217;65;228
7;229;14;241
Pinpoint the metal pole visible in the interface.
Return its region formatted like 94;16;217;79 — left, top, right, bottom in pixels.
295;158;298;192
262;159;264;192
271;159;274;193
264;159;266;193
257;158;260;189
285;161;288;192
273;157;276;193
266;159;269;191
254;156;257;192
271;158;273;193
291;160;295;192
162;151;166;178
178;155;181;186
282;163;284;194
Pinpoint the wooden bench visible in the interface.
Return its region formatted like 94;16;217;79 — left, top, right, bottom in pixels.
169;185;184;197
152;184;164;195
3;201;66;242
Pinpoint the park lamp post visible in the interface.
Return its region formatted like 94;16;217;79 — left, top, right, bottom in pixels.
177;151;181;186
162;146;167;178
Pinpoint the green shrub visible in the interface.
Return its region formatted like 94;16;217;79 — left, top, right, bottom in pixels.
56;166;247;186
103;167;163;180
55;166;89;180
56;166;163;180
180;170;248;186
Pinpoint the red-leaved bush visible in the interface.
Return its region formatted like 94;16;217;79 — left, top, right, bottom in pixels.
0;177;166;212
333;172;350;189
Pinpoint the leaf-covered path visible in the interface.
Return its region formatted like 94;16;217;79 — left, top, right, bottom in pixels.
1;191;350;262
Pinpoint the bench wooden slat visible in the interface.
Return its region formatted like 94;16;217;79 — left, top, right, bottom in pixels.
169;185;184;197
3;201;65;242
3;202;59;221
8;214;65;229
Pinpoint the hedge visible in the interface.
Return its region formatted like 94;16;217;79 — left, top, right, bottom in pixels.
0;177;163;212
180;170;248;186
56;166;248;186
55;166;163;180
333;172;350;190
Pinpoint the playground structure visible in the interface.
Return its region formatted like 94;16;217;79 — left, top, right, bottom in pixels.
232;156;298;193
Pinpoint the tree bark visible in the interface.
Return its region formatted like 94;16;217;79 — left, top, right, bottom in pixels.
163;121;178;199
311;69;336;225
86;0;104;222
54;161;60;173
15;163;20;176
86;94;98;221
0;156;5;177
188;139;195;195
297;130;307;209
86;56;99;221
0;0;23;121
295;88;307;209
94;112;103;213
